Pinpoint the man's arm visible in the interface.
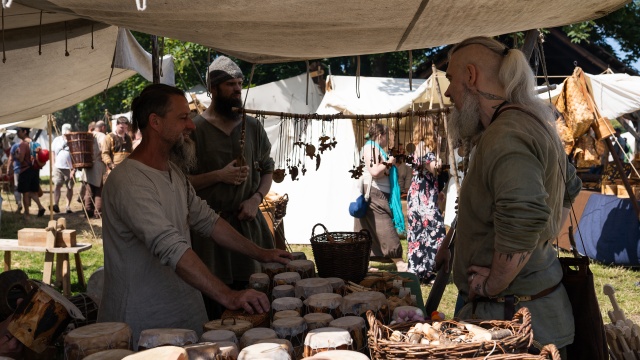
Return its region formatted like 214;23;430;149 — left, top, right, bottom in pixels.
188;160;249;191
468;250;533;299
209;216;291;264
175;248;269;313
237;173;272;221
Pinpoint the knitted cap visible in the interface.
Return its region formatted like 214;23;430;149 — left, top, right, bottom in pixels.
61;123;72;134
207;55;243;89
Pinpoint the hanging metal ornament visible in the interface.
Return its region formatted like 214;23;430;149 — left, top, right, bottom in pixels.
290;165;299;181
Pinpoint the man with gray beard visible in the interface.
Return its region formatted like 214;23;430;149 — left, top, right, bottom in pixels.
435;37;581;355
98;84;291;348
188;56;276;319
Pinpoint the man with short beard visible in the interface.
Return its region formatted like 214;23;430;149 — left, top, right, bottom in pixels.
435;37;582;354
98;84;291;349
187;56;276;319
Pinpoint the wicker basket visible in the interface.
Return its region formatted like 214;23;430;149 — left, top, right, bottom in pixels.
465;344;560;359
367;307;534;359
309;223;371;283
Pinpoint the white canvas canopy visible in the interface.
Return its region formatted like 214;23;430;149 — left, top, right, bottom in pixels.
538;72;640;119
4;0;628;64
273;74;456;244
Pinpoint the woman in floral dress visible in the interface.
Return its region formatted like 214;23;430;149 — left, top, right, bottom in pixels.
407;118;446;283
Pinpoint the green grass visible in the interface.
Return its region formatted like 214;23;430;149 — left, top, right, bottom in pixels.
1;182;638;326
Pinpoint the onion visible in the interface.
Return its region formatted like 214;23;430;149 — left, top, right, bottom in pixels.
397;310;407;319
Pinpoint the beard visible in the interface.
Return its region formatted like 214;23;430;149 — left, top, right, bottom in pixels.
447;85;484;147
169;135;197;174
213;92;242;121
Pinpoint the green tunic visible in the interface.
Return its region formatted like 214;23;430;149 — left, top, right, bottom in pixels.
453;109;582;348
190;114;275;283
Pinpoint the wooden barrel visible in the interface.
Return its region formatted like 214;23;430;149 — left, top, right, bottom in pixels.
65;132;94;169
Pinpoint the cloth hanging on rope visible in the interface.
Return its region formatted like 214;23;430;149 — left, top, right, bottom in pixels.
366;140;405;234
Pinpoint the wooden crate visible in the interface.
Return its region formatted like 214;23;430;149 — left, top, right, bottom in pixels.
617;185;629;198
602;182;617;196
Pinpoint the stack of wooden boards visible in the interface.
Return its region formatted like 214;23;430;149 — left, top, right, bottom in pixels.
603;284;640;359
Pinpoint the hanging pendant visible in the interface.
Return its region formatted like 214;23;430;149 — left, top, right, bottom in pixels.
273;169;286;183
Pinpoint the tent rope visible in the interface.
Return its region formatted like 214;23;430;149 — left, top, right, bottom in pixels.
355;55;361;98
38;11;42;55
181;43;207;90
305;60;310;106
91;23;94;49
135;0;147;11
103;35;118;100
1;5;5;63
64;21;69;56
408;50;413;91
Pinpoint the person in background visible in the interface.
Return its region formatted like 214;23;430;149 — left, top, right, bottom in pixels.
102;116;133;175
82;121;107;219
613;128;631;163
188;56;276;319
395;154;413;196
15;127;46;218
51;123;75;213
8;134;22;213
406;117;446;284
436;36;582;354
98;83;291;348
356;123;407;272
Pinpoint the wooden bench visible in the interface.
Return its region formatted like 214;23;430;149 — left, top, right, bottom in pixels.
0;239;92;297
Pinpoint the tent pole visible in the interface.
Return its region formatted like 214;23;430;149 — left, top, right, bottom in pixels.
233;107;451;120
431;64;461;193
151;35;160;84
520;29;540;60
48;114;53;222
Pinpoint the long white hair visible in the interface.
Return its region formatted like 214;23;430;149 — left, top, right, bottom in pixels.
449;37;554;124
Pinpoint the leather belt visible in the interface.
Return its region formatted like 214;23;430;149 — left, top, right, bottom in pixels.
473;282;561;320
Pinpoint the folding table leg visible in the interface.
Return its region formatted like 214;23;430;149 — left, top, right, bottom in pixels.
62;254;70;297
74;254;86;289
55;254;63;288
3;251;10;271
43;252;54;285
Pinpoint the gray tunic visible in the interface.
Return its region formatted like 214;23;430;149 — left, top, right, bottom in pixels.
98;159;219;349
454;110;582;348
190;115;275;283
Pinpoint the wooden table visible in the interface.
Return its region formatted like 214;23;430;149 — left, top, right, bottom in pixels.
0;239;92;296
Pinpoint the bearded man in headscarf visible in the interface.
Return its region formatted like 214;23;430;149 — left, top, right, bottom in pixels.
435;37;582;356
188;56;276;319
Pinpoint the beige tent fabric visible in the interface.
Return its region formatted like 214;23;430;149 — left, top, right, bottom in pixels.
0;22;135;124
10;0;627;63
114;28;175;86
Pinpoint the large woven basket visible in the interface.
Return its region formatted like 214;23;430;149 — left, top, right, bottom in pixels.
367;307;534;359
309;223;371;283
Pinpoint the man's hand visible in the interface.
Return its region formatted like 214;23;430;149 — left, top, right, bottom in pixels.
237;195;261;221
0;300;24;358
259;249;292;265
467;265;491;300
221;160;249;185
434;245;451;273
225;289;270;314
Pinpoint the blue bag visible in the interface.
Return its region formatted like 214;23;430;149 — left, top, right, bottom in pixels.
349;176;372;218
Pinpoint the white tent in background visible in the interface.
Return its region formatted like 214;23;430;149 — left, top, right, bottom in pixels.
537;72;640;119
275;74;456;244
